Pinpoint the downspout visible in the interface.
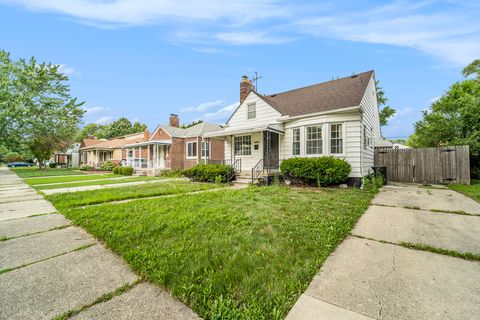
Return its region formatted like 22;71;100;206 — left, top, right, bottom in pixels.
360;110;364;177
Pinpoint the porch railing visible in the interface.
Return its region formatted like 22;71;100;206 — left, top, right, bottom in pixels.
252;159;264;184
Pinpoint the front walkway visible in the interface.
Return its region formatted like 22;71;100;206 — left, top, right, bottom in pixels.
287;182;480;320
0;167;199;320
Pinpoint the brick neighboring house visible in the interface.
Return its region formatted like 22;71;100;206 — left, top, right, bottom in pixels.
124;114;225;176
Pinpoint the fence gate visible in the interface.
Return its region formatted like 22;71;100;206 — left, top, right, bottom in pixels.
374;145;470;185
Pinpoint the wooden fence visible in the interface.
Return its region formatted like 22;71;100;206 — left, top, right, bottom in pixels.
374;145;470;185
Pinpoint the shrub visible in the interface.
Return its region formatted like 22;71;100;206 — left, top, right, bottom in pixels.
159;169;185;178
48;162;57;168
362;172;385;192
101;160;118;171
280;157;351;187
112;166;121;174
184;164;234;183
120;166;134;176
79;164;93;171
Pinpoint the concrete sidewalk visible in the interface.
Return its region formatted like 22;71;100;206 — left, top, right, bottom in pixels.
0;167;199;320
287;182;480;320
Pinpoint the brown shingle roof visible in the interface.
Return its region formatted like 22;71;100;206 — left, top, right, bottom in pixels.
80;133;147;150
261;70;374;117
80;139;102;148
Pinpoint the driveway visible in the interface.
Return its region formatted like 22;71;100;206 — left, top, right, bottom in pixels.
287;182;480;320
0;167;199;320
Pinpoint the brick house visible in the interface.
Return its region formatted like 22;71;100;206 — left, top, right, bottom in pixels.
123;114;225;176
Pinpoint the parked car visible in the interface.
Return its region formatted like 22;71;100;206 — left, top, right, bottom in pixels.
7;162;34;168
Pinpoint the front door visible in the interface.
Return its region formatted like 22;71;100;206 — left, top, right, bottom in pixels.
263;131;279;170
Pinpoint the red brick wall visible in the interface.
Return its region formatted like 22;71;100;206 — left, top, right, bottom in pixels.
169;137;185;169
210;138;225;161
151;127;171;140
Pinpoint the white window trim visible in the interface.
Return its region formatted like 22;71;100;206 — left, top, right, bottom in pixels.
247;103;256;120
305;124;323;156
201;141;210;159
328;122;346;156
234;134;252;157
186;141;197;159
292;127;301;156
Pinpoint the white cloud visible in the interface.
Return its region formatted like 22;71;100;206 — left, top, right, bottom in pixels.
200;102;239;122
180;99;225;113
57;64;78;76
94;116;113;125
215;32;292;45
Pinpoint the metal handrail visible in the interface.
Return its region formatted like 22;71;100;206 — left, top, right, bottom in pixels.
251;159;264;184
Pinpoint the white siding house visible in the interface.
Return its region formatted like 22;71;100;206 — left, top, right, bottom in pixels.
205;71;381;185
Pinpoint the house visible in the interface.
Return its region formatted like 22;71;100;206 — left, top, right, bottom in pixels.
79;131;149;169
123;114;224;176
375;139;411;150
205;71;381;186
52;143;81;167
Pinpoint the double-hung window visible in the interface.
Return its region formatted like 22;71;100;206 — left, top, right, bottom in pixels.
306;125;322;155
292;128;301;155
247;103;256;120
234;135;251;156
201;141;210;159
363;125;370;149
186;141;197;158
330;123;343;154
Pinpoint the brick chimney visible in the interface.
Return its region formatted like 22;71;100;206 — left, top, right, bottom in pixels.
240;75;254;104
169;114;180;127
143;129;150;140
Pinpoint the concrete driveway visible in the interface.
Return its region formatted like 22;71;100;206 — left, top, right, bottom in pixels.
0;167;199;320
287;182;480;320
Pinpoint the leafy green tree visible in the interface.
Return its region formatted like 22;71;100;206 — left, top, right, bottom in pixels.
132;121;147;133
75;123;107;140
412;62;480;177
376;80;396;127
0;50;85;168
462;59;480;80
181;120;203;129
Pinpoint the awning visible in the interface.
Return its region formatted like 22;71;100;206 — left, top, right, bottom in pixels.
124;140;172;148
204;124;284;138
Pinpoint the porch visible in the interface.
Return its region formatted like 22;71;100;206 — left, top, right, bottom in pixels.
124;140;172;176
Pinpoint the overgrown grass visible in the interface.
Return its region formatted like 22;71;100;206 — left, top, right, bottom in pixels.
25;174;117;185
33;176;174;190
47;181;222;208
10;167;86;178
449;179;480;204
56;186;375;319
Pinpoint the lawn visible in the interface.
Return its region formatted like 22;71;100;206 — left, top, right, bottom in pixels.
33;176;177;190
11;167;86;178
47;180;222;208
25;173;117;185
56;186;375;319
449;179;480;203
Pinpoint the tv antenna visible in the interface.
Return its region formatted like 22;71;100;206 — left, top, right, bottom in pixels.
251;72;262;91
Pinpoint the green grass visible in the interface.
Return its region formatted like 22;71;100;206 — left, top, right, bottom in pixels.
25;174;117;185
56;186;375;319
449;179;480;204
400;242;480;261
47;181;222;208
11;167;86;178
33;176;173;190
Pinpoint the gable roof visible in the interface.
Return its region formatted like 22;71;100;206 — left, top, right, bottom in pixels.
259;70;374;117
160;121;223;138
80;132;146;150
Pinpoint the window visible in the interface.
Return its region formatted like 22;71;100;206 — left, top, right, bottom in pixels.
306;125;322;155
247;103;256;119
201;141;210;159
363;125;368;149
292;128;300;155
128;150;133;157
186;141;197;158
330;123;343;154
234;135;252;156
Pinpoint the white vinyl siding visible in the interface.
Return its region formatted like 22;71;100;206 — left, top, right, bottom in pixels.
306;125;323;155
186;141;197;159
226;92;282;129
292;128;300;155
247;103;256;120
360;75;381;175
234;135;252;156
330;123;343;154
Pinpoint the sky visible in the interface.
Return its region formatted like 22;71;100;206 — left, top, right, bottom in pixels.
1;0;479;139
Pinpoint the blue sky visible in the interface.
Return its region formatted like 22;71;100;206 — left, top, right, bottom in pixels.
1;0;479;138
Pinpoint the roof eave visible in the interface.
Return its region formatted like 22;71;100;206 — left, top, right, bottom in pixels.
277;105;361;122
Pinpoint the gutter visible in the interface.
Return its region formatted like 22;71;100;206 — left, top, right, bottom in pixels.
276;105;360;122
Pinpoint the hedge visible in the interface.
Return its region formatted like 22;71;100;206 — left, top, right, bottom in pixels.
183;164;234;183
101;160;118;171
120;166;134;176
280;157;351;187
79;164;93;171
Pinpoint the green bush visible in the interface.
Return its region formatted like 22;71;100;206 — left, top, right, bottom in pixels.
159;169;185;178
79;164;93;171
120;166;134;176
280;157;351;187
101;160;118;171
362;172;385;192
48;162;57;168
112;166;121;174
184;164;234;183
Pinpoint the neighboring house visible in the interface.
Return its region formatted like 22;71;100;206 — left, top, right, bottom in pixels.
52;143;81;167
205;71;381;185
79;131;149;169
124;114;224;176
375;140;411;150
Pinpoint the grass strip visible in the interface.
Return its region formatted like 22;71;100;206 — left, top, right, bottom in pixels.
56;186;375;319
52;280;142;320
11;167;86;178
46;181;221;209
449;179;480;204
34;176;173;190
25;174;116;186
0;243;96;275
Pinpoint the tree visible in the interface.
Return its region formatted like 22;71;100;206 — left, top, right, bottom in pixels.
75;123;107;140
0;50;85;168
181;120;203;128
462;59;480;80
76;118;148;141
132;121;147;133
412;61;480;178
376;80;397;127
